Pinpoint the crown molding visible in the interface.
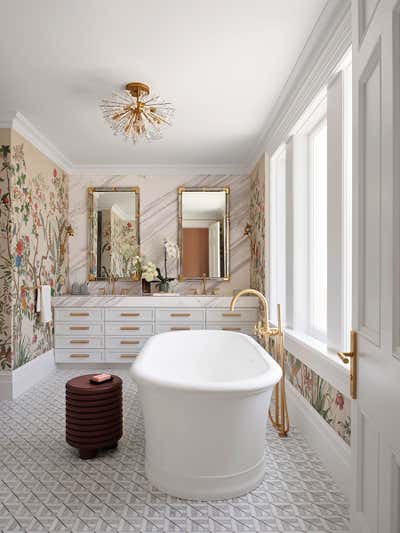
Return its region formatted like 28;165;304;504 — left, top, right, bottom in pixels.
68;163;249;177
246;0;351;167
0;111;74;172
0;112;248;176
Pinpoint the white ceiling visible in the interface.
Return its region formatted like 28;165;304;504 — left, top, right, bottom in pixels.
0;0;328;168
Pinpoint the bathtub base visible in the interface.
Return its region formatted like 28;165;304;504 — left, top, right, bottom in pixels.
145;455;266;501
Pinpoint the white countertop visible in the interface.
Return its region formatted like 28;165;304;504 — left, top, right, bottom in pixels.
52;295;259;308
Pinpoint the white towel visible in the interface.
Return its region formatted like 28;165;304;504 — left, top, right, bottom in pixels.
36;285;52;323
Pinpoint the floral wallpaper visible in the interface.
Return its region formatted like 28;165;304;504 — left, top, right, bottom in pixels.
97;208;137;278
284;350;351;445
0;130;68;370
0;133;13;370
249;159;265;293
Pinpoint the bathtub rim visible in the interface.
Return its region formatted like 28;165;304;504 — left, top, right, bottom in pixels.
130;330;282;393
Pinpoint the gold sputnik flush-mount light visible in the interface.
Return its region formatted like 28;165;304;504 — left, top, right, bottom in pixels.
100;82;174;143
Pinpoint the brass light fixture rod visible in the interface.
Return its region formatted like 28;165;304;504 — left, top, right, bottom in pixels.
126;82;150;98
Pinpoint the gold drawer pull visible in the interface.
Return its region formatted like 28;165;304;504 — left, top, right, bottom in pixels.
120;312;140;317
69;354;90;358
170;327;191;331
222;327;241;331
70;340;90;344
120;326;139;331
69;312;89;317
119;354;136;359
170;313;191;317
69;326;89;331
120;340;139;345
222;313;241;317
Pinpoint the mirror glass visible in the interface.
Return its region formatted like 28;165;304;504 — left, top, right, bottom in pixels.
178;187;230;280
88;187;140;280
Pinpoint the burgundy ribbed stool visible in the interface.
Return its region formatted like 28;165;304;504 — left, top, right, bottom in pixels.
65;374;123;459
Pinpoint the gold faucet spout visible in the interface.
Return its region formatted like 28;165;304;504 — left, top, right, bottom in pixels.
230;288;270;341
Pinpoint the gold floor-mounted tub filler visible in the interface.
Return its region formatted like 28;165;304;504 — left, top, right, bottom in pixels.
230;289;289;437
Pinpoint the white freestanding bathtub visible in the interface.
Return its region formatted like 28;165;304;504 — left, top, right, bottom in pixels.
131;330;282;500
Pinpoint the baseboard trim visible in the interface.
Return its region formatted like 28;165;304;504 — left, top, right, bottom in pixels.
12;349;56;399
0;372;13;400
286;380;351;498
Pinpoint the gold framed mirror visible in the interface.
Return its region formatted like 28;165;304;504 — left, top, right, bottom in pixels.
178;187;230;281
88;187;140;281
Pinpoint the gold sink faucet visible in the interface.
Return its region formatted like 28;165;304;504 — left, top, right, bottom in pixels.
201;273;207;295
230;288;272;342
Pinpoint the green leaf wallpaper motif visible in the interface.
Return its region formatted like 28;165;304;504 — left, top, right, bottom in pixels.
0;139;68;370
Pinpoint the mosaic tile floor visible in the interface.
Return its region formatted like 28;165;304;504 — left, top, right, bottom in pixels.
0;367;350;532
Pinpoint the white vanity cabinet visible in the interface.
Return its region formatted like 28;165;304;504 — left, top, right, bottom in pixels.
52;296;259;363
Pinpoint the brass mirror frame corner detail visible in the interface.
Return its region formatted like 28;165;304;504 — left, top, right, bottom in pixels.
177;186;230;281
87;186;141;281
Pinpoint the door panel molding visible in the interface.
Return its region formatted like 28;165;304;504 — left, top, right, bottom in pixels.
357;39;382;346
358;0;381;45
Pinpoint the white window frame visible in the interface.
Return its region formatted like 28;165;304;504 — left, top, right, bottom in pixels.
307;117;328;342
270;145;286;325
280;58;352;355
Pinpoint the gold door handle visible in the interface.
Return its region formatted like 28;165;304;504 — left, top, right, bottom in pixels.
69;326;89;331
120;313;140;317
69;354;90;358
170;327;191;331
120;340;139;345
69;312;89;317
222;312;241;317
119;354;136;358
120;326;139;331
70;340;90;344
170;313;191;317
337;330;358;399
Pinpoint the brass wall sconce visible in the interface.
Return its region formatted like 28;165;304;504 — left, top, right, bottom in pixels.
60;223;74;260
243;222;255;254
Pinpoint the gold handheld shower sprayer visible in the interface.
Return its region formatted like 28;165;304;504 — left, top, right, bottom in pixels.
268;304;289;437
230;290;289;437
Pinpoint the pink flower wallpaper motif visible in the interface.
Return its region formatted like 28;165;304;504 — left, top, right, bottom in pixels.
284;348;351;445
0;138;68;370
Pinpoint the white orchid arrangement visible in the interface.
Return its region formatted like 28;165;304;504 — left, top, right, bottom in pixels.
135;240;179;291
163;239;180;260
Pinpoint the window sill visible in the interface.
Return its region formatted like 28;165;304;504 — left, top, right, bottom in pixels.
282;327;350;398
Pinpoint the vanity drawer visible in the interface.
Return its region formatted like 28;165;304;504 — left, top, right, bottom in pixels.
54;323;104;336
55;336;104;349
105;351;139;363
54;308;103;322
105;323;153;336
155;323;204;334
105;308;153;322
156;309;204;323
105;336;148;350
206;308;258;323
207;323;255;336
55;349;104;363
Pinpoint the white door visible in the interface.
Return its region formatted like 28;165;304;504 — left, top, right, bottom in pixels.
352;0;400;532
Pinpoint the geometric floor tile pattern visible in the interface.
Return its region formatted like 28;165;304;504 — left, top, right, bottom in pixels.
0;367;350;533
